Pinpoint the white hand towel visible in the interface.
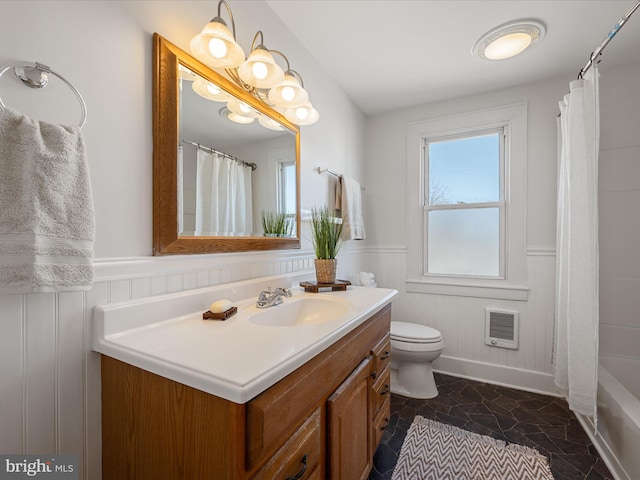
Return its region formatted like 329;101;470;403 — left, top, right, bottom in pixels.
336;176;365;240
0;107;95;293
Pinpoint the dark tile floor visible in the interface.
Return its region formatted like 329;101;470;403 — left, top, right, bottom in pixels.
369;373;613;480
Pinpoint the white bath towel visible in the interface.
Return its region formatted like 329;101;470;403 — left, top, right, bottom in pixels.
0;107;95;293
336;175;365;240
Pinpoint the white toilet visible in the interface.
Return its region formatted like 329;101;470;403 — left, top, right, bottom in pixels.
390;321;444;399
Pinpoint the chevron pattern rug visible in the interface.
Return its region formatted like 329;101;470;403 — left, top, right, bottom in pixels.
391;416;555;480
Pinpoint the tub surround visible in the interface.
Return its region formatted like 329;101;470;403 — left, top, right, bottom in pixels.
93;273;397;403
576;359;640;480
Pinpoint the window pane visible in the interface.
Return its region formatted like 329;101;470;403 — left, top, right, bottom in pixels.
428;133;500;205
279;161;296;214
427;208;500;276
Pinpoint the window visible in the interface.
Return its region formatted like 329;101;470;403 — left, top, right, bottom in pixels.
278;160;296;215
426;130;504;277
406;103;528;300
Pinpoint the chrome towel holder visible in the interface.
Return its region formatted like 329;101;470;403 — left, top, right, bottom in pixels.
0;61;87;128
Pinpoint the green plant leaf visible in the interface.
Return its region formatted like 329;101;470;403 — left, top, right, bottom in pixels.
310;205;343;259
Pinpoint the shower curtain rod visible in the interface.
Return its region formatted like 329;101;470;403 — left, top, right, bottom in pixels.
578;1;640;78
180;139;257;171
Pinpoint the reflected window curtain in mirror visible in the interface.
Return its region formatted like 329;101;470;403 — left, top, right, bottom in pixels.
178;146;184;234
195;150;253;235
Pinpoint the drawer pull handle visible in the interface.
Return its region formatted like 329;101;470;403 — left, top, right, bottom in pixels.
285;454;307;480
380;351;390;360
380;417;390;430
371;371;377;379
380;384;390;396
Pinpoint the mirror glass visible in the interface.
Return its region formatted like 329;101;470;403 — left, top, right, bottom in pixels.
178;65;297;237
153;34;301;254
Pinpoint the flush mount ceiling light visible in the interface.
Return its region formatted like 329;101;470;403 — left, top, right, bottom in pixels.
473;20;546;60
190;0;318;126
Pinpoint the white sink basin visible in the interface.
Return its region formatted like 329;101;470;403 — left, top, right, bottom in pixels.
93;272;398;403
248;296;352;327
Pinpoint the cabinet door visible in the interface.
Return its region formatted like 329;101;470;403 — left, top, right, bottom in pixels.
327;356;372;480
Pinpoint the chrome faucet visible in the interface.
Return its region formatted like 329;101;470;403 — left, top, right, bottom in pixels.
256;287;292;308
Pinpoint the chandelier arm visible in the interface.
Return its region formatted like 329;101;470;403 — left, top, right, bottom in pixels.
217;0;238;40
285;69;305;88
251;31;265;51
225;68;247;89
225;68;272;105
268;49;292;72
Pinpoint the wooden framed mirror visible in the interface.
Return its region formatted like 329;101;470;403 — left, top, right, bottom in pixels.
153;33;301;255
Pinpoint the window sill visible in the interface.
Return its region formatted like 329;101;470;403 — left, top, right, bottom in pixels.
405;278;529;301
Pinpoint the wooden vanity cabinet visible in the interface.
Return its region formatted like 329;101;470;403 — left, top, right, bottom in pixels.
328;356;373;480
101;303;391;480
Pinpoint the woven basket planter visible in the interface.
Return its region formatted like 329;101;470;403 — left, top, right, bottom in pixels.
315;258;337;284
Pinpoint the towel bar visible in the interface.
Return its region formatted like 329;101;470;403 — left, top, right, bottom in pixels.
317;167;365;190
0;61;87;128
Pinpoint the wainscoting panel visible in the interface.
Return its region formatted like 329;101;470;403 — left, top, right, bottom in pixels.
25;293;57;454
368;247;558;393
0;245;555;479
0;247;365;480
0;294;23;452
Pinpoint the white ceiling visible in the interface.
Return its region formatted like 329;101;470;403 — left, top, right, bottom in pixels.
266;0;640;116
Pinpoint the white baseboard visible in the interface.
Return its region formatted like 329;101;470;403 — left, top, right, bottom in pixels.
433;355;563;397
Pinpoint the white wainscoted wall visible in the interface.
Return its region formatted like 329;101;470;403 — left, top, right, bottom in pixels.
368;248;558;392
0;248;367;480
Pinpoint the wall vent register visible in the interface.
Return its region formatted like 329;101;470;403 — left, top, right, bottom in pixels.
485;308;518;349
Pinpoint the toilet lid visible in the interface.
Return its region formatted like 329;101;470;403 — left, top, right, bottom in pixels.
391;321;443;343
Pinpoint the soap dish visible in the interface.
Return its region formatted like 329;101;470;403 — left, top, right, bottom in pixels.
203;306;237;321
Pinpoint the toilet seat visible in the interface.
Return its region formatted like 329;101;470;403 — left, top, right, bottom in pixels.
391;321;442;343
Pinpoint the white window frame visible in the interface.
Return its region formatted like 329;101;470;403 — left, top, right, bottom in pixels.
424;128;506;278
406;103;528;301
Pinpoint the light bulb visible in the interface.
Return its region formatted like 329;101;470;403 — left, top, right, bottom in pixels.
208;38;228;59
252;62;268;80
485;33;532;60
296;106;309;121
239;102;252;114
281;86;295;102
207;83;221;95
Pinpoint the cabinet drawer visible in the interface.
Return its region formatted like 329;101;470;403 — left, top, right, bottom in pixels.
251;408;321;480
371;366;391;416
371;334;391;378
372;395;391;450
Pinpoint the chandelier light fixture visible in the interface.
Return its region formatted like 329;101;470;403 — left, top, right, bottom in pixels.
190;0;319;126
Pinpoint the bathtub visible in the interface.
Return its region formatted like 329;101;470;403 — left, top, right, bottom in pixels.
577;356;640;480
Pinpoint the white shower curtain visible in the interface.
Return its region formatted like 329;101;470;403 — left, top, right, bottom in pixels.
177;146;184;234
554;65;599;419
195;150;253;235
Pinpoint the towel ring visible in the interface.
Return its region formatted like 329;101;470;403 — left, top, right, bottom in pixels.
0;61;87;128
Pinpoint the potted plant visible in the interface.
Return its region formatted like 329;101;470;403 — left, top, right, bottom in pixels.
310;205;343;284
262;210;294;237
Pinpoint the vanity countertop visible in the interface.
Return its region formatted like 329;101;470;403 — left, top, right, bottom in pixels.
93;279;397;404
